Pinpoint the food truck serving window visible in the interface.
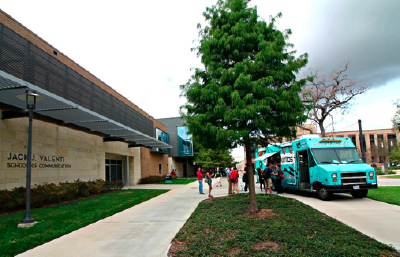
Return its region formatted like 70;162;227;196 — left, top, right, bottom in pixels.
310;148;363;164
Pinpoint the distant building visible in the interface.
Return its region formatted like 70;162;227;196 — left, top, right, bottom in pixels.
324;128;399;164
157;117;195;178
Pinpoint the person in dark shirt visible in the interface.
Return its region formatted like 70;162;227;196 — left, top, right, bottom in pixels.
272;163;283;194
257;168;265;192
264;163;273;194
206;169;214;198
243;164;248;192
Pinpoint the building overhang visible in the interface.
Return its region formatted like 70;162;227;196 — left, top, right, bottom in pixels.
0;70;172;149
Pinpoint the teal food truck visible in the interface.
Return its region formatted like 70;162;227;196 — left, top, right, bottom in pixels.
255;135;378;200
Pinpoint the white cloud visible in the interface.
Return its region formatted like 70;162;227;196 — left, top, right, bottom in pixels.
1;0;399;127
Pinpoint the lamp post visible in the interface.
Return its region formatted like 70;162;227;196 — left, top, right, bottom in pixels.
185;150;189;180
17;90;43;227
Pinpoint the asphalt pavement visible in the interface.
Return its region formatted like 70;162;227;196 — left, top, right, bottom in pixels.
16;177;400;256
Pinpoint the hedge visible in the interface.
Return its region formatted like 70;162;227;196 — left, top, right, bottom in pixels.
0;179;123;213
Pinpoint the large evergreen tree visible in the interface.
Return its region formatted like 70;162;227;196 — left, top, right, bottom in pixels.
180;0;308;213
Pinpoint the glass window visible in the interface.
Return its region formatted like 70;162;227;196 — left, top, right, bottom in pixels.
377;135;384;148
105;159;123;182
388;134;397;152
349;135;357;148
370;135;375;145
177;126;193;156
308;149;317;167
155;128;170;154
311;148;362;164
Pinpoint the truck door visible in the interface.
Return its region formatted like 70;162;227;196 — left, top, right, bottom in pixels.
297;150;310;189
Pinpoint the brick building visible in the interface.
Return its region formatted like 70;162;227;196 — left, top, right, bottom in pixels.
325;128;399;164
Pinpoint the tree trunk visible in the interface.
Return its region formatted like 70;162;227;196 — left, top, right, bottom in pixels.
319;122;326;137
245;141;258;213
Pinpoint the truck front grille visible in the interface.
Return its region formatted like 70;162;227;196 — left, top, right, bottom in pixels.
341;172;366;185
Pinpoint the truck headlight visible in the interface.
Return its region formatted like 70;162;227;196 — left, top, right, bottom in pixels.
332;173;337;178
369;171;374;178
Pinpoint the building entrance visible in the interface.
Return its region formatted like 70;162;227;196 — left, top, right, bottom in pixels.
105;159;122;182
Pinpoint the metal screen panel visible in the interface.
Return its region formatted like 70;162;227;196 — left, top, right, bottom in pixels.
0;22;154;136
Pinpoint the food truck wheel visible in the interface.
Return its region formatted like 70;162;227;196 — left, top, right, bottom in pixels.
350;190;368;198
316;186;332;201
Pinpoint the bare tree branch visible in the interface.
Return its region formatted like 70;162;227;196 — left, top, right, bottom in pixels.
300;62;371;137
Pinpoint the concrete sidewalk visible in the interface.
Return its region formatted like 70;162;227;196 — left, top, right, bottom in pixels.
282;191;400;251
17;181;215;257
17;179;400;256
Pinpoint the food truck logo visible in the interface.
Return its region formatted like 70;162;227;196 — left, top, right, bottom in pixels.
320;138;342;143
281;153;294;164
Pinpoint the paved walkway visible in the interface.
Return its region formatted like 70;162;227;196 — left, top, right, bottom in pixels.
282;191;400;251
17;181;211;257
17;178;400;256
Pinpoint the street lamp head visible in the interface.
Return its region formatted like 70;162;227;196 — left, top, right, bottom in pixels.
17;90;44;110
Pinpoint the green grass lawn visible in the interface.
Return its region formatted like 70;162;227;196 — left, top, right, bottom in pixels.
156;178;197;184
367;186;400;206
169;194;399;256
381;175;400;179
0;189;168;257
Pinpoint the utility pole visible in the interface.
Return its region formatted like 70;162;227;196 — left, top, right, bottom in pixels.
358;119;366;163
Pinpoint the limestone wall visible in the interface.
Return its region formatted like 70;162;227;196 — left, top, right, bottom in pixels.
0;112;144;190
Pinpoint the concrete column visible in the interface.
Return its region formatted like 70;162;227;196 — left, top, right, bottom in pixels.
124;155;129;187
365;134;371;163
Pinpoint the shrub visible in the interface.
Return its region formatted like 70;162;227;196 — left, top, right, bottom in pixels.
0;179;124;213
30;186;47;208
87;179;105;194
103;180;124;191
375;167;396;175
0;190;15;212
139;175;165;184
74;179;89;197
37;183;63;204
59;181;78;200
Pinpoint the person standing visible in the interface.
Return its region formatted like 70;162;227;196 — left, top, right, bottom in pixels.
226;167;233;194
257;168;265;192
242;165;248;192
215;167;223;187
197;167;204;194
206;169;214;198
264;163;273;194
273;164;283;194
230;167;240;194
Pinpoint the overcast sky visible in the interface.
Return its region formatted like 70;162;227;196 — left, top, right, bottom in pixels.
1;0;399;149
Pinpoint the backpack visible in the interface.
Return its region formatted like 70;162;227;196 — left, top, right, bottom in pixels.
280;171;284;179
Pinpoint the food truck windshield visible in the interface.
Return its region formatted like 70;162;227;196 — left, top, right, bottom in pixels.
310;147;363;165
